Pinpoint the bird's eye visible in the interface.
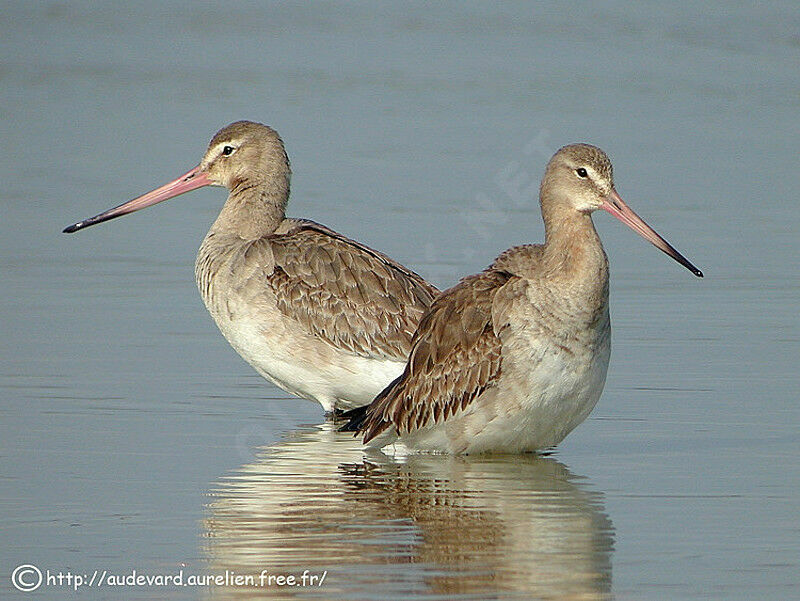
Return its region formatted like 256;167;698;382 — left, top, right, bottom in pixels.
575;168;588;178
222;145;235;156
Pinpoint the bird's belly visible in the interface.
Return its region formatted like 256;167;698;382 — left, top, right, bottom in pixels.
206;299;405;412
492;335;611;451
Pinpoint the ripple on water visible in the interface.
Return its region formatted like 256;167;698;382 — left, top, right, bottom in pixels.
205;423;615;600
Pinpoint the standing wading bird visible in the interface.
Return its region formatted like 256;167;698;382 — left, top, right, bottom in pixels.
342;144;702;453
64;121;438;415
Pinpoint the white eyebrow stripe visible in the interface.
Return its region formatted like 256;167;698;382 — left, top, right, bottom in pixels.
583;166;600;180
210;141;238;159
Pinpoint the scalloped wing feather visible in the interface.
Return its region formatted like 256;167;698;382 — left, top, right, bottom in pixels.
359;269;515;443
262;222;438;361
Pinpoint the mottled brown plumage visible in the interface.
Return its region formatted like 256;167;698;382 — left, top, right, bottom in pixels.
258;220;435;361
358;269;512;442
64;121;438;412
344;143;701;453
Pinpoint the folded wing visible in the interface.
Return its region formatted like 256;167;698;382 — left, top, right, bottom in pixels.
351;268;515;442
264;221;438;361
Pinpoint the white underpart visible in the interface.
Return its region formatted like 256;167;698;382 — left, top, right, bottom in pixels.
208;294;405;412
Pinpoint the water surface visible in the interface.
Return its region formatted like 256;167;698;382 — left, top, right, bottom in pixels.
1;2;798;600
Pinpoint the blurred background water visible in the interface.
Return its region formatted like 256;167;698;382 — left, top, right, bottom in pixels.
1;1;798;599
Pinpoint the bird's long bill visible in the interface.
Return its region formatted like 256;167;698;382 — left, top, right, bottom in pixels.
63;165;211;233
602;189;703;277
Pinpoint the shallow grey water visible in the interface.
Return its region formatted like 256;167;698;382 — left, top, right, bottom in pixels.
2;2;799;600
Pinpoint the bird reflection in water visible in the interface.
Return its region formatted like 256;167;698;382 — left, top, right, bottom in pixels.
204;423;614;600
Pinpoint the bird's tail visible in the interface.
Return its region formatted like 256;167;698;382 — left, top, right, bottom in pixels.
338;405;369;433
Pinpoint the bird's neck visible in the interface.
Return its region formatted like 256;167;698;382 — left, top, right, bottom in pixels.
539;199;609;307
209;175;290;240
